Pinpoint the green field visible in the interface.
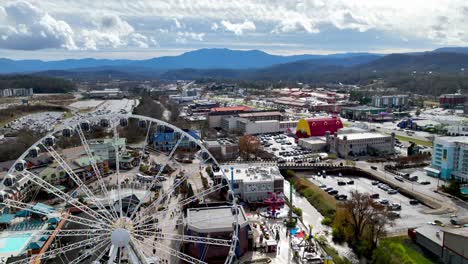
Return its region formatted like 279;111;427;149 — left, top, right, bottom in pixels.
371;236;435;264
393;134;433;147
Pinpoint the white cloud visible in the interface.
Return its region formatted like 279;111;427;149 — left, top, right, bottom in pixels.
175;31;205;43
221;20;256;36
173;18;183;29
211;22;218;31
0;0;77;50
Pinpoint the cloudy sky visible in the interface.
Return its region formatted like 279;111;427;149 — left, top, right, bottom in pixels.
0;0;467;60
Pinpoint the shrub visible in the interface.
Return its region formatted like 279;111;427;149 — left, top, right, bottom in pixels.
292;207;303;218
321;217;332;226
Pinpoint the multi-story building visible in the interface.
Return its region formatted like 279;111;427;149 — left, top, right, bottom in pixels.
204;138;239;161
372;95;409;108
439;93;466;109
213;164;284;202
326;128;395;158
340;106;386;121
426;136;468;181
0;88;33;98
446;125;468;136
153;128;200;151
88;138;126;167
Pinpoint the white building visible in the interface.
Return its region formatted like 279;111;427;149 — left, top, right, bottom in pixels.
446;125;468;136
372;94;409;108
214;164;284;202
0;88;33;97
327;128;395;158
298;137;327;152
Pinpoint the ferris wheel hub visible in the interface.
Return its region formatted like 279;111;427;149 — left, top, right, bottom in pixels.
111;228;131;247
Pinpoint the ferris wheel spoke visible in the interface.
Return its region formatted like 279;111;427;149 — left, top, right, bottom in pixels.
129;134;186;220
134;231;232;247
136;213;237;234
137;239;208;264
17;170;112;225
76;124;120;220
9;235;106;264
1;199;111;229
41;144;116;221
134;183;227;227
113;124;124;218
69;240;110;264
7;229;109;238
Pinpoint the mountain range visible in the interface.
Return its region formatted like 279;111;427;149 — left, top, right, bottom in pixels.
1;47;468;83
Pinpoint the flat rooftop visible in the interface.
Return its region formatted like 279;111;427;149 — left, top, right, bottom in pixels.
336;132;390;141
216;164;281;183
186;205;248;233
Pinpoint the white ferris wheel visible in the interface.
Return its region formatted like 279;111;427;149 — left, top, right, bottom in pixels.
0;114;239;264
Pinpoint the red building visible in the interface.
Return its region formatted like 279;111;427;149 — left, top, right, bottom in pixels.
439;93;465;109
296;116;343;138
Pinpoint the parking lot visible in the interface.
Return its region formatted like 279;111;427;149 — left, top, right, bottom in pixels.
301;172;443;231
258;134;326;162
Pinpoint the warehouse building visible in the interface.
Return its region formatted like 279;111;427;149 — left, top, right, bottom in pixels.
327;128;394;158
296;116;343;138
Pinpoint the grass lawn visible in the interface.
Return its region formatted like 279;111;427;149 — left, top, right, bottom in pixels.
393;134;433;147
372;236;435;264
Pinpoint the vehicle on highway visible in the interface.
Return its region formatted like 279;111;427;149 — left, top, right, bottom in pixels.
409;200;419;205
378;183;390;191
371;181;380;185
324;187;333;192
371;166;378;170
277;159;286;164
328;190;339;195
319;184;327;189
394;176;404;182
387;189;398;195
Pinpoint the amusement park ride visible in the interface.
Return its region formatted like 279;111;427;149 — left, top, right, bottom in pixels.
0;114;240;264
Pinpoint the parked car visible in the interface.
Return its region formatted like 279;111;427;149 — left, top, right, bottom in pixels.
328;190;339;195
371;181;380;185
370;193;380;199
347;180;354;185
394;176;404;182
337;181;346;186
389;203;402;210
371;166;378;170
324;187;333;192
319;184;327;189
334;194;348;200
420;181;431;185
409;199;419;205
379;199;389;205
387;189;398;195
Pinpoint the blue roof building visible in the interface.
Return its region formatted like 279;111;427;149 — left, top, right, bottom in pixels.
153;129;200;151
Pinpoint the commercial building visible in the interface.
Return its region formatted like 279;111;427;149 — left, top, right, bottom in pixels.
446;125;468;136
0;88;33;97
298;137;327;152
439;93;466;109
410;225;468;264
87;89;123;99
426;136;468;182
204;138;239;161
88;138;126;167
237;111;284;122
184;205;250;261
371;95;409;108
326;128;395;158
153;129;200;151
214;165;284;202
236;119;280;135
340;106;386;121
208;106;254;128
296;116;343;138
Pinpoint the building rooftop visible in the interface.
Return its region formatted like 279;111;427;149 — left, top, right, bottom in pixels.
210;106;253;112
336;132;390;141
186;205;248;233
216;164;281;183
238;111;283;118
435;136;468;144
